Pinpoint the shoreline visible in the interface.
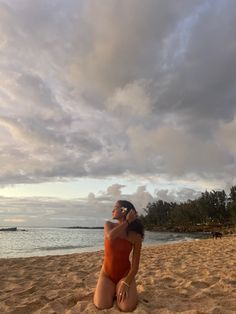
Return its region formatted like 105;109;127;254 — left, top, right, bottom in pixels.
144;224;236;234
0;231;211;260
2;231;234;261
1;233;235;262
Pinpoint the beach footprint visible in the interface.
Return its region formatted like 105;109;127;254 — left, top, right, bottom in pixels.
191;281;210;289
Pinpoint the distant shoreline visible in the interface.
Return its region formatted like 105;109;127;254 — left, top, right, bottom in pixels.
1;224;235;234
144;224;236;234
62;226;104;229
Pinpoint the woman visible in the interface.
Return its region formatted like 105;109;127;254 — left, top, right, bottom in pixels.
94;200;144;312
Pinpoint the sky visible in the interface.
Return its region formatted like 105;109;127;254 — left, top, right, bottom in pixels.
1;0;236;227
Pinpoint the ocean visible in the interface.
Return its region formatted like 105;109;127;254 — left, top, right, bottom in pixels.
0;227;208;259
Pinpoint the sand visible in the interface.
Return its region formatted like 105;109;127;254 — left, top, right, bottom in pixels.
0;236;236;314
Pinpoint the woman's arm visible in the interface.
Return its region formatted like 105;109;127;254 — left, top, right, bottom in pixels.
104;220;128;241
117;233;142;302
123;233;142;285
104;210;137;241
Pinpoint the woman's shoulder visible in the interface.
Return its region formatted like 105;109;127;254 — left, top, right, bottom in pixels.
104;220;117;228
104;220;117;224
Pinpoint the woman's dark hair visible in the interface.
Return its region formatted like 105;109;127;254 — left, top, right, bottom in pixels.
117;200;144;239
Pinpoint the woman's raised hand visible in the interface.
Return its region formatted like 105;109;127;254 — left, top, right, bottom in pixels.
126;209;137;223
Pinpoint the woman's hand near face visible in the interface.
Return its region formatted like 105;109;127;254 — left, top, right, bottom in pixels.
126;209;137;224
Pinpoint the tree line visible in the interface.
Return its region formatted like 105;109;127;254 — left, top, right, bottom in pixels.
140;186;236;232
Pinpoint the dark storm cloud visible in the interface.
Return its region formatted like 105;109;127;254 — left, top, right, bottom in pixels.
155;0;236;121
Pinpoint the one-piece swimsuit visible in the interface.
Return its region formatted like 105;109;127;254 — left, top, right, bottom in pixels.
103;237;133;284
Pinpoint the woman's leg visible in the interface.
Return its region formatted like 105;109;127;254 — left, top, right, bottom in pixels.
93;271;116;310
116;278;138;312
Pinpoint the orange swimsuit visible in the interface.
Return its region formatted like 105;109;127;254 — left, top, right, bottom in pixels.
103;237;133;284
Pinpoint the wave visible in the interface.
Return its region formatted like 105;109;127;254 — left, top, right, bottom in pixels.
35;245;90;251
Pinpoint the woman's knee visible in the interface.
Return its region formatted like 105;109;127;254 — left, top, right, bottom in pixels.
93;298;113;310
93;293;114;310
93;271;116;310
117;301;138;312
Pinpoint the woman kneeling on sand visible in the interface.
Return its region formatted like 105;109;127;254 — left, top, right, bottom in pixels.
94;200;144;312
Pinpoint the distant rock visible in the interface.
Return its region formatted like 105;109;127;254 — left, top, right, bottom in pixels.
0;227;17;232
63;226;104;229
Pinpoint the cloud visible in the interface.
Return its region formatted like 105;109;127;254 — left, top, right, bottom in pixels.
155;188;201;203
0;0;236;189
107;80;152;117
69;0;202;96
0;184;153;226
1;183;201;227
127;125;232;177
220;117;236;156
106;184;125;198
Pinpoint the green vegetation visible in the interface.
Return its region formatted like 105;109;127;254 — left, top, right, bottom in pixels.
140;186;236;233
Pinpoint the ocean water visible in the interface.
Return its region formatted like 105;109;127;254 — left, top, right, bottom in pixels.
0;228;208;259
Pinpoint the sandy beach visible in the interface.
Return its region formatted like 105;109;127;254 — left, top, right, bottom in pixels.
0;236;235;314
